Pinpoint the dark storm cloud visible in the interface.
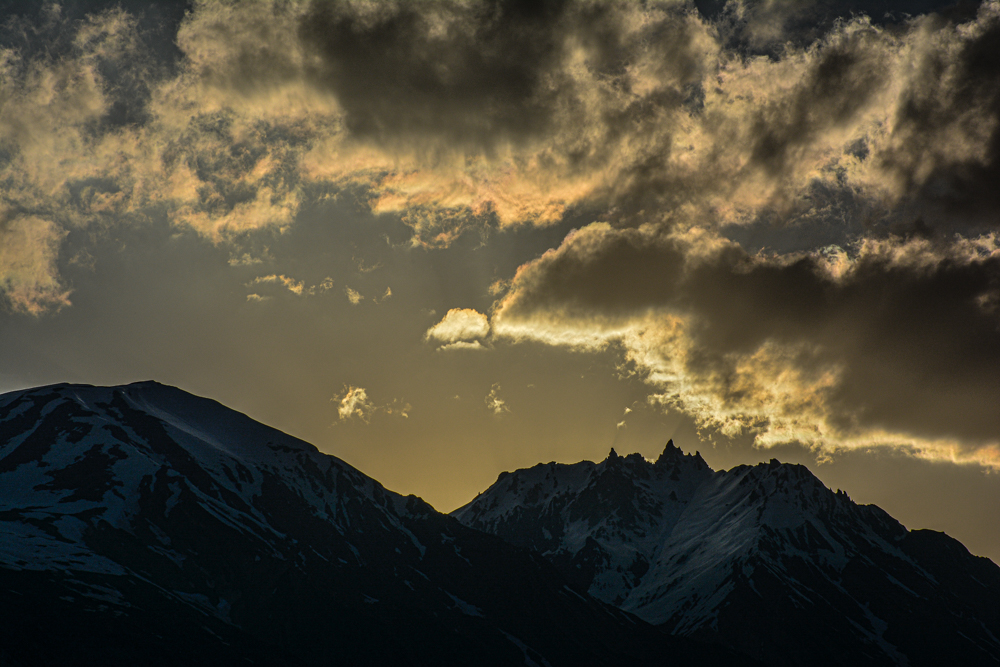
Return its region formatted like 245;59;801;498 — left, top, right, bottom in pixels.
699;0;976;53
154;0;1000;240
686;240;1000;443
297;0;711;152
1;0;999;433
494;224;1000;451
298;0;574;148
496;226;686;319
877;9;1000;228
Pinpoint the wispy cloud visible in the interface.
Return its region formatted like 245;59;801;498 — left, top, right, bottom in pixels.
332;385;411;423
247;274;304;295
344;286;363;305
485;383;510;416
245;274;334;298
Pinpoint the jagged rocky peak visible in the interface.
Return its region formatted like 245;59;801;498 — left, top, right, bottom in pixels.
599;440;710;478
655;439;708;470
455;441;1000;667
655;439;682;464
601;447;650;477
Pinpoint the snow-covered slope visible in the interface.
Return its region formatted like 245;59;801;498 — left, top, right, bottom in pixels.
452;443;712;604
0;383;749;667
454;442;1000;666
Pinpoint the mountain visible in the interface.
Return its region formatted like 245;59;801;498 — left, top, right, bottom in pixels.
0;382;749;667
453;441;1000;666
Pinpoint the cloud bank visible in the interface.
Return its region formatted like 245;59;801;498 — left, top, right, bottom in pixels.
3;2;1000;299
2;0;998;468
492;223;1000;465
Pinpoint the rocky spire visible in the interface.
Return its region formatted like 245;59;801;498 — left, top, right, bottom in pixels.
655;439;710;471
655;439;681;466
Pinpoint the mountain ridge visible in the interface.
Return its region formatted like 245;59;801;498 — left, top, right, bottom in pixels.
453;440;1000;666
0;381;750;666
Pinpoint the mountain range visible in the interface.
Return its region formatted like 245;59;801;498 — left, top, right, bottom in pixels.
453;442;1000;666
1;381;998;665
0;382;743;666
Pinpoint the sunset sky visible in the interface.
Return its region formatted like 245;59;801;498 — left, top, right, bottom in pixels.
2;0;1000;560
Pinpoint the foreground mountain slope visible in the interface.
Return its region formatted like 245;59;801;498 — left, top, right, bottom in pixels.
0;383;747;667
453;441;1000;666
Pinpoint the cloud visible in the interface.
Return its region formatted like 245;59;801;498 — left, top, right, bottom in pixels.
6;1;1000;312
245;274;334;298
426;308;490;347
334;385;375;422
345;286;363;304
0;1;996;469
492;222;1000;465
703;0;970;54
384;398;412;419
332;385;411;422
355;257;383;274
485;383;510;416
248;274;304;295
437;341;486;352
0;215;71;314
156;0;1000;246
438;340;487;352
229;253;264;267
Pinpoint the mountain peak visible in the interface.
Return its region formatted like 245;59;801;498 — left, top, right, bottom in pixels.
2;381;733;667
749;458;821;485
453;442;1000;667
654;439;709;472
655;439;681;465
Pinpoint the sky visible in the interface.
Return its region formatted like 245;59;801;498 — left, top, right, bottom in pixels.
1;0;999;560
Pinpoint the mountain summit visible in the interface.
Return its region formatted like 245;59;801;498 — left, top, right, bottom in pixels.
453;442;1000;666
0;383;746;667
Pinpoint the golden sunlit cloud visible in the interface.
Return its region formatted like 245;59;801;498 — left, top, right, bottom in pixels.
426;308;490;348
0;215;71;314
334;385;375;422
248;274;304;295
344;286;363;305
333;385;411;423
